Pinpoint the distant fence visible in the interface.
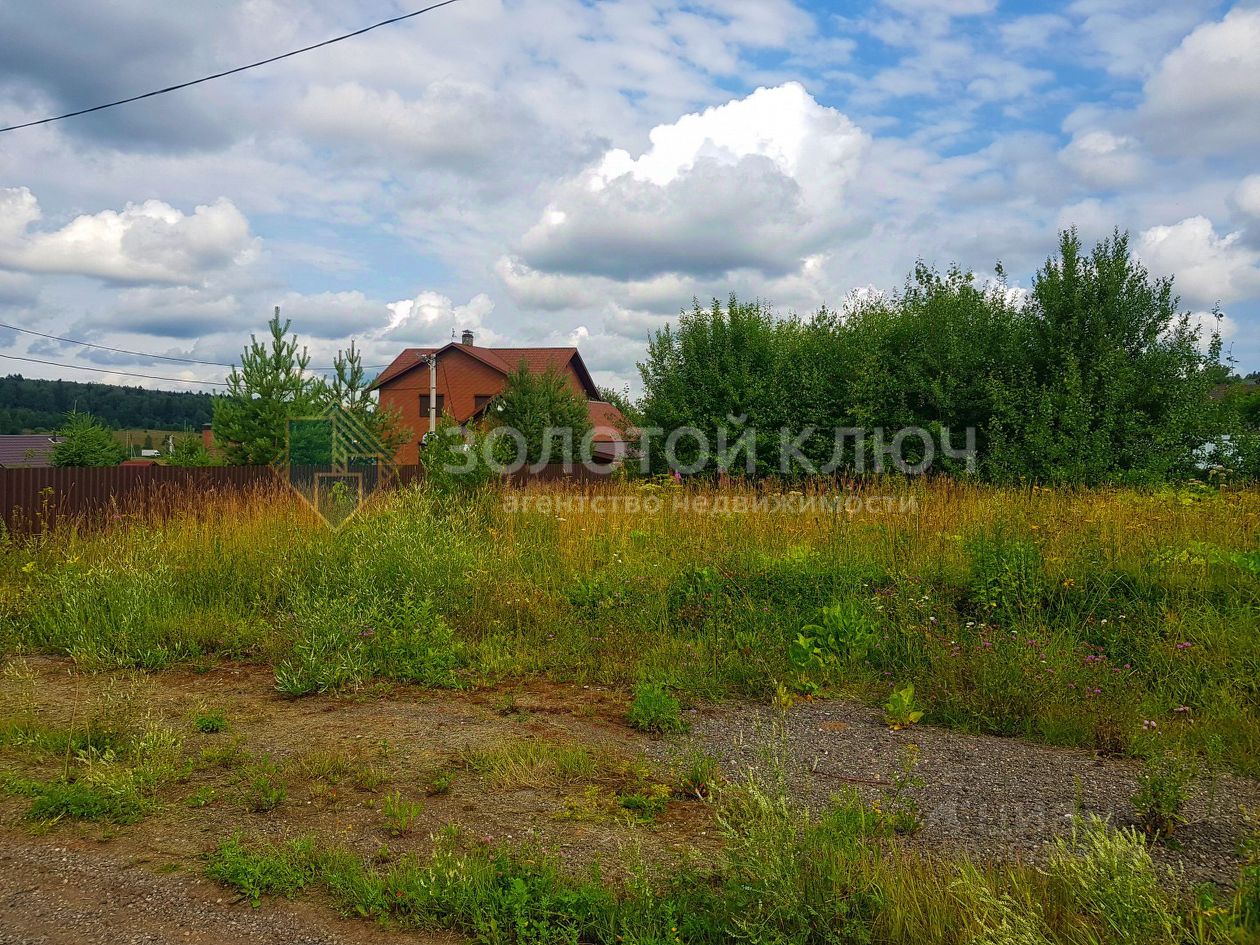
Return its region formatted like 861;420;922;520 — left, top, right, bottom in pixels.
0;462;615;534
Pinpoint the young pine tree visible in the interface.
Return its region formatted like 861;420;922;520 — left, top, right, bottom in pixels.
211;311;323;465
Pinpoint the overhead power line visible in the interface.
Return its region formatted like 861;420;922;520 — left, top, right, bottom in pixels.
0;321;389;371
0;353;230;387
0;0;466;134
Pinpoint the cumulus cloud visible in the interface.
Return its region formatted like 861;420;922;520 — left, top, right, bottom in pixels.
516;83;869;281
1138;216;1260;307
1059;130;1147;188
1234;175;1260;221
382;291;497;345
0;188;258;285
1138;7;1260;155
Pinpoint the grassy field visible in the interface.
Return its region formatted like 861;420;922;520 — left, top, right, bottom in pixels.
1;479;1258;942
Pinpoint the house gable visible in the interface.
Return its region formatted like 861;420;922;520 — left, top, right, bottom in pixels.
373;341;622;466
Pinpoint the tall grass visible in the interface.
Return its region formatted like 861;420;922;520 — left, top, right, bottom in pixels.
206;784;1254;944
2;479;1258;771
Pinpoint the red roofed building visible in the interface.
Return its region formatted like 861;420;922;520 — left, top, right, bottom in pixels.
371;331;630;466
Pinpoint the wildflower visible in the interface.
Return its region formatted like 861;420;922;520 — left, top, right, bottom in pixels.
1175;642;1193;650
1174;706;1191;714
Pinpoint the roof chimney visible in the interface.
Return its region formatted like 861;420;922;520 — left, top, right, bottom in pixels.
461;329;475;345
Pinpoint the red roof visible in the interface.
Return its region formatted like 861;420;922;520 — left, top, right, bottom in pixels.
586;400;629;443
0;435;62;468
372;343;600;398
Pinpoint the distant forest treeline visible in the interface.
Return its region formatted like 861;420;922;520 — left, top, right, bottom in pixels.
0;375;213;433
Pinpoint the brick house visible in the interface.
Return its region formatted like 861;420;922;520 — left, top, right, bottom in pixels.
371;331;630;466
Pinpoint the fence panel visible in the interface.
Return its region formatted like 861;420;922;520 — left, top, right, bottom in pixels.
0;463;619;534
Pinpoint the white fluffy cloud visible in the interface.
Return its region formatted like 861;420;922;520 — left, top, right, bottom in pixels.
1139;7;1260;155
1234;175;1260;221
513;83;869;282
0;187;257;284
383;291;497;345
1138;216;1260;307
1059;130;1147;188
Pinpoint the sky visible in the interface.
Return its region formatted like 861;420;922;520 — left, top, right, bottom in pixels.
0;0;1258;396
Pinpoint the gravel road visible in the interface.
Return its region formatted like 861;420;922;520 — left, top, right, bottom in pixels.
652;698;1260;886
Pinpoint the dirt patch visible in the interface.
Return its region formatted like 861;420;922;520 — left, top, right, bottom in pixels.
3;658;1259;942
0;837;443;945
0;658;719;943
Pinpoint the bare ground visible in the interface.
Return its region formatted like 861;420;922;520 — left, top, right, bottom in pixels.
1;658;1257;943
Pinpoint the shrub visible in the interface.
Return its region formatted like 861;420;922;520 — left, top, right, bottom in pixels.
1131;752;1193;838
627;683;688;734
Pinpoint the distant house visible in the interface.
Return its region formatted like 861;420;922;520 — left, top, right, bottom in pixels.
0;435;63;468
372;330;629;466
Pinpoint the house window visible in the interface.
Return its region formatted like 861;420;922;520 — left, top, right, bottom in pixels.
474;395;493;411
420;394;445;416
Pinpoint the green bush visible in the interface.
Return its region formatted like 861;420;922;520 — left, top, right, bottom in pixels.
627;683;688;734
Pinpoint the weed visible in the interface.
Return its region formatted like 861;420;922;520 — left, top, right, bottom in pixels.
676;750;720;800
193;707;228;734
426;770;454;796
295;750;389;791
462;738;595;788
884;682;924;731
380;790;423;835
25;779;145;824
1047;815;1178;945
627;683;688;734
1131;752;1193;839
789;599;879;668
875;745;925;834
206;834;318;906
187;785;216;808
617;782;671;822
1235;808;1260;931
240;756;286;812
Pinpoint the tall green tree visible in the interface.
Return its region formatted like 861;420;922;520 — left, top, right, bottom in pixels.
1007;229;1222;483
636;231;1229;484
638;296;791;474
489;363;593;465
50;412;126;467
212;311;323;465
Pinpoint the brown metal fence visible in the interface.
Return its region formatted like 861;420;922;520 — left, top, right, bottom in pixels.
0;462;615;534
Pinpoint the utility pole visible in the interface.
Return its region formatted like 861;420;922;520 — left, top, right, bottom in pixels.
427;354;437;435
419;353;437;447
